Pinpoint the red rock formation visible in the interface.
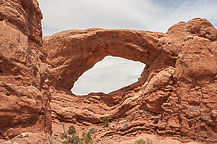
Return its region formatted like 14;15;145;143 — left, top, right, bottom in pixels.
0;0;216;143
0;0;51;142
43;18;217;144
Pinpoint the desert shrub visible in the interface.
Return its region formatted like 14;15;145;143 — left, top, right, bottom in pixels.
68;125;76;135
88;128;97;134
61;125;97;144
135;138;152;144
135;139;146;144
81;128;97;144
100;116;109;127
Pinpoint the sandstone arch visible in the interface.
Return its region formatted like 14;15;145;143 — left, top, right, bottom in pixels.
43;29;164;91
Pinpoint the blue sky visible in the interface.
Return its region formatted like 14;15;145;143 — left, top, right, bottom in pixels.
38;0;217;95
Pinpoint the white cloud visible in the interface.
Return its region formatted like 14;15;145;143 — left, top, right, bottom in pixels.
38;0;217;95
38;0;217;35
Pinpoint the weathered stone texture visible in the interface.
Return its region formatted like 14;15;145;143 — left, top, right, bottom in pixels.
0;0;216;143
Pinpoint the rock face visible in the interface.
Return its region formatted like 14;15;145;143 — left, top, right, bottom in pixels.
43;19;217;144
0;0;216;144
0;0;51;142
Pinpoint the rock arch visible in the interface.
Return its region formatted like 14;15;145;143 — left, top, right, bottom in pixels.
43;29;164;91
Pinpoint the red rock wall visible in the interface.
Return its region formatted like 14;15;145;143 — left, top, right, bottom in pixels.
0;0;51;141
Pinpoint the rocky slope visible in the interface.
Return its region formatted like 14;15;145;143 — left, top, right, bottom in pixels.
0;0;217;144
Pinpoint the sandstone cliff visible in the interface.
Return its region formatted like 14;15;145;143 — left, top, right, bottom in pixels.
0;0;217;144
0;0;51;142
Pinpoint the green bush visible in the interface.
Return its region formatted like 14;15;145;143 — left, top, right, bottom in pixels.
88;128;97;134
100;116;109;127
68;125;76;135
135;138;152;144
61;125;97;144
135;139;146;144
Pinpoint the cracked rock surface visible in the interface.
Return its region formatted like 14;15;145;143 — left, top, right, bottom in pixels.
0;0;217;143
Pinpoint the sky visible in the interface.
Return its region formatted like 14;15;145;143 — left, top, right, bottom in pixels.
38;0;217;95
71;56;145;94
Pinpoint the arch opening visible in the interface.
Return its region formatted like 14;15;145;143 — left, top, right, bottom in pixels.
71;56;145;95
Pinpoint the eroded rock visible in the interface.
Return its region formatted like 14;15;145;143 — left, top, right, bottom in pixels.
0;0;51;142
43;18;217;144
0;0;216;143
